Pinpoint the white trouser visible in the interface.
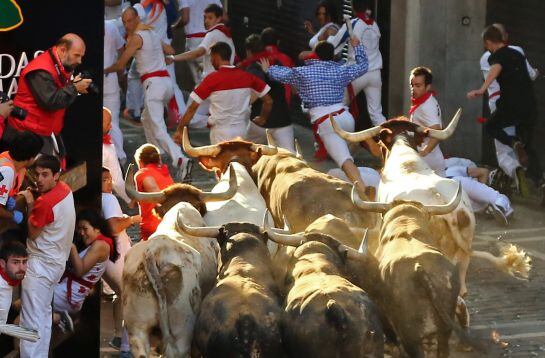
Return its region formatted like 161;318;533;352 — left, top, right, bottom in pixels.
141;77;185;166
245;121;295;152
126;60;144;116
344;69;386;125
327;167;381;188
451;175;511;213
315;110;354;167
104;91;126;161
20;257;65;358
210;123;248;144
166;62;187;118
185;37;204;85
489;99;519;178
102;231;131;295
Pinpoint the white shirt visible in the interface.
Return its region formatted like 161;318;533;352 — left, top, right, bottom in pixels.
104;20;125;95
198;25;235;76
135;29;167;76
178;0;222;36
103;143;130;204
480;45;538;99
102;192;124;220
410;94;446;174
104;0;125;20
0;275;13;325
328;18;383;71
0;165;15;206
140;0;169;43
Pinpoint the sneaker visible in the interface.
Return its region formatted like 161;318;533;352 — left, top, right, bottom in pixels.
515;167;530;198
58;311;74;333
512;141;529;168
487;203;511;226
175;158;194;183
109;336;122;351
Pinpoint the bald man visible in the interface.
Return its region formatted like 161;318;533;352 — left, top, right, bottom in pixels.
2;33;92;157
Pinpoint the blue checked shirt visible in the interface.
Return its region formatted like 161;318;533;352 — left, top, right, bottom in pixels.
267;44;368;109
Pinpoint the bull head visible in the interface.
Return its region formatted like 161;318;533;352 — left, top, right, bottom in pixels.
330;108;462;145
182;127;277;176
262;211;368;262
124;163;238;204
351;182;463;216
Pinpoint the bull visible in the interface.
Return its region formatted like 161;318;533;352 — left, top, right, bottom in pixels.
177;220;285;358
264;215;384;358
332;111;531;298
122;165;238;357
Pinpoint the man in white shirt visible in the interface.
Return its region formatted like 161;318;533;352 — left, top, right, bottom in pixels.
327;0;385;126
103;107;131;204
104;19;127;165
171;4;235;128
20;155;75;358
0;241;28;325
106;6;192;182
176;0;223;85
479;23;538;197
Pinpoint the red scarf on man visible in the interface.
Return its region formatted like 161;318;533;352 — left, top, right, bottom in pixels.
355;12;375;25
207;23;232;38
0;266;21;287
409;91;436;115
103;134;112;145
50;46;72;85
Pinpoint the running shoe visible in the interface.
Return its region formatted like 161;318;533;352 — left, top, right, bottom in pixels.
58;311;74;333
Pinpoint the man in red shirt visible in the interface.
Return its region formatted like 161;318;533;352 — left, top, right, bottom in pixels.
20;155;75;358
174;42;273;145
2;34;92;156
133;144;174;241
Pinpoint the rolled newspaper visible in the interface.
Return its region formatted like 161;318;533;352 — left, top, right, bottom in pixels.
343;15;354;37
0;324;40;342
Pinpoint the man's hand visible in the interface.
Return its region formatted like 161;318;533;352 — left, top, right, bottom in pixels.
0;100;13;118
466;89;484;99
349;36;361;47
252;116;267;126
258;58;271;73
165;55;175;65
73;75;92;94
304;20;314;35
131;214;142;225
18;189;34;206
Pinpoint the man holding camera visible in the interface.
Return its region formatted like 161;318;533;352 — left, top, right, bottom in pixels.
1;33;92;157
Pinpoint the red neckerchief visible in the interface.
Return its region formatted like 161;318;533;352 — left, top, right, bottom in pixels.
409;91;436;115
96;233;114;260
0;266;22;287
238;51;270;69
103;134;112;145
356;12;375;25
50;46;72;85
207;23;232;38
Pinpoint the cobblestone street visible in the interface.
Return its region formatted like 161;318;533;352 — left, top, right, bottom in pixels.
100;117;545;357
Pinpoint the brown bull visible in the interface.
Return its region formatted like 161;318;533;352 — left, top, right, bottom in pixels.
265;217;384;358
177;221;285;358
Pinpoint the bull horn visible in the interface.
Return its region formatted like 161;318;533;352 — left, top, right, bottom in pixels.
330;115;381;142
182;126;222;157
417;108;462;140
339;244;368;262
294;139;304;160
351;184;393;213
358;229;368;254
124;163;166;203
250;143;278;156
200;164;238;202
265;129;277;147
175;211;221;237
263;210;304;246
425;183;463;215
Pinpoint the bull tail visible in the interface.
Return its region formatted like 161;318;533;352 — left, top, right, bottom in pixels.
471;244;531;280
234;314;258;356
415;263;484;352
325;299;348;332
143;251;180;357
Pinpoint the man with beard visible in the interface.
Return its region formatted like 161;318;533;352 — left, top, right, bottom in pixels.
0;240;28;325
2;34;92;156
